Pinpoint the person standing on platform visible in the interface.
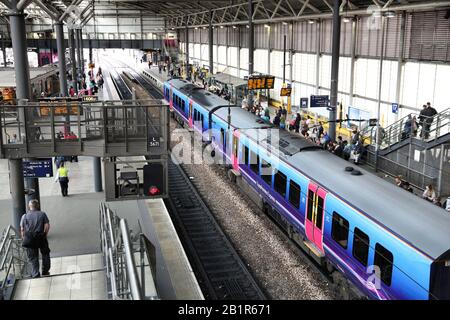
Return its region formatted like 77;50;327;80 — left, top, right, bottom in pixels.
54;162;69;197
20;199;51;278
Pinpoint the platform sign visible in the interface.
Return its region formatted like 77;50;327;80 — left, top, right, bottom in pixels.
82;96;98;102
148;135;161;148
38;98;81;116
22;158;53;178
392;103;399;114
300;98;308;108
310;95;330;108
247;76;275;90
280;87;292;97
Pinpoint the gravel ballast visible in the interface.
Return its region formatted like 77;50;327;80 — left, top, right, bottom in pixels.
170;121;336;300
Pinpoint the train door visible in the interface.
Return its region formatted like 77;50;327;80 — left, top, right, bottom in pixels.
305;182;326;252
189;101;193;127
169;87;173;110
232;132;239;170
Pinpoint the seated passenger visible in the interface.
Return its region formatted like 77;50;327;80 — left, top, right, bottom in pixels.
422;184;437;202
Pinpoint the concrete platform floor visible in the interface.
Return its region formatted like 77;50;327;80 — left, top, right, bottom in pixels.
0;156;142;257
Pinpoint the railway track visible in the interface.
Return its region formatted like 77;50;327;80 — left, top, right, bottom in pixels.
165;159;267;300
105;62;267;300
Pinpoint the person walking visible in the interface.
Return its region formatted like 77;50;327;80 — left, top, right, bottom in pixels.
54;162;69;197
20;199;51;278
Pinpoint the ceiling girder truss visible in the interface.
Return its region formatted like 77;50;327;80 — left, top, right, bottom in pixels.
165;0;450;28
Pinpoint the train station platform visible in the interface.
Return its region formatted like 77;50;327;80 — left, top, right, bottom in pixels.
0;160;203;300
0;66;203;300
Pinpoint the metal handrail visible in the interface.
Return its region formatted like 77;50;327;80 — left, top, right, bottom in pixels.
363;108;450;149
0;225;28;299
99;204;143;300
119;219;142;300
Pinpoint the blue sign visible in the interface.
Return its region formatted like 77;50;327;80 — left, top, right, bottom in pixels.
300;98;308;108
310;95;330;108
23;158;53;178
392;103;399;114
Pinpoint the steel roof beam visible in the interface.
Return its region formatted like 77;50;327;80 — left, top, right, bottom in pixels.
172;0;450;28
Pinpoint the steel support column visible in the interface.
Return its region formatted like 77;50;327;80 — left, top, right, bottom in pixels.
375;15;387;171
10;7;40;205
9;159;26;231
329;0;341;141
395;11;406;121
315;20;321;95
76;29;83;79
2;32;7;67
79;29;85;74
248;0;254;109
209;10;213;74
55;22;68;97
93;157;103;192
69;29;78;93
348;18;357;107
185;20;189;80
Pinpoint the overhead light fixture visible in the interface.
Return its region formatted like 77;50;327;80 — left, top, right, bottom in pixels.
282;22;288;25
343;16;352;23
246;25;249;28
195;27;198;30
384;11;396;18
232;25;237;29
308;19;315;24
220;25;224;28
264;24;270;28
171;27;174;30
203;27;207;29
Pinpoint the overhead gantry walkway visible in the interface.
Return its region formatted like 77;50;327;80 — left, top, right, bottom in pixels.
0;99;169;159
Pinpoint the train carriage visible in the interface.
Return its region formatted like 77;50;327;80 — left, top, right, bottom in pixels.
163;77;450;300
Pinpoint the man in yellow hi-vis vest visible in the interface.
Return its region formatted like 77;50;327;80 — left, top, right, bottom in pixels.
54;162;69;197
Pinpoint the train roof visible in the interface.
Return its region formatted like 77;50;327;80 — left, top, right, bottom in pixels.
237;115;450;259
167;78;231;111
214;107;274;130
289;147;450;260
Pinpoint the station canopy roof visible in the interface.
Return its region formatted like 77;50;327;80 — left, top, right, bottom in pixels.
212;72;248;87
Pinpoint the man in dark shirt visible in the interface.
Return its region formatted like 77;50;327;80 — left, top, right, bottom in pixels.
20;200;51;278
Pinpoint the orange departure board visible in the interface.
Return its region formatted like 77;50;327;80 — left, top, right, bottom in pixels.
247;76;275;90
280;87;292;97
39;104;79;116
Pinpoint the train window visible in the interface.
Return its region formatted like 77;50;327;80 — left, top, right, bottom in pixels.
261;159;272;186
243;145;249;166
201;114;204;129
274;170;287;197
331;212;349;249
249;151;259;174
307;190;314;222
288;180;300;209
316;195;324;230
352;228;370;267
233;136;238;159
374;244;394;286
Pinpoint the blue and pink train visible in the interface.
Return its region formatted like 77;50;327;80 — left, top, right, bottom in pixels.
162;78;450;300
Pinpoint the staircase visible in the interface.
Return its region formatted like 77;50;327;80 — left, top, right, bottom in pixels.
362;108;450;196
363;108;450;155
0;204;158;300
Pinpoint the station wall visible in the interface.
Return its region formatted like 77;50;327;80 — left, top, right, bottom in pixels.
179;9;450;127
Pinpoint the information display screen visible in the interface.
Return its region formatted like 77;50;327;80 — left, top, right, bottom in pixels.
39;104;80;116
23;158;53;178
247;76;275;90
280;88;292;97
38;98;82;117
